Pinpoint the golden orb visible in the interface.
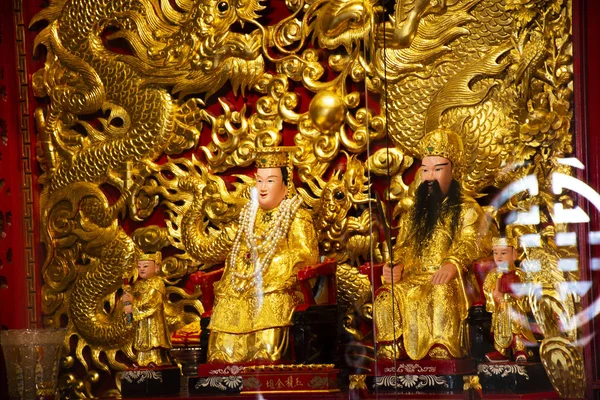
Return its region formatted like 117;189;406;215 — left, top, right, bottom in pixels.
309;90;346;133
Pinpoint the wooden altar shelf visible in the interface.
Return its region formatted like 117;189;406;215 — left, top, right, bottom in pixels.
362;358;477;393
120;392;558;399
348;358;559;399
477;362;556;395
190;363;340;395
120;366;181;398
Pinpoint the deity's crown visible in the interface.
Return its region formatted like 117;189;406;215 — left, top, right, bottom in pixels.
253;146;297;169
492;236;517;249
420;128;464;166
138;251;162;265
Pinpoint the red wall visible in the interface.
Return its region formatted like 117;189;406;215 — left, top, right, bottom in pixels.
0;0;28;331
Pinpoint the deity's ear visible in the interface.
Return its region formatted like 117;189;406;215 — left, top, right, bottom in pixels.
512;247;521;261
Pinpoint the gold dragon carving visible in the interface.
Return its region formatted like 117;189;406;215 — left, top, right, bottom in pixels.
31;0;582;396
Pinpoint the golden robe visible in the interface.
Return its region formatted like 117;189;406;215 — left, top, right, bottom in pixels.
208;206;319;362
374;195;491;360
483;268;536;355
131;275;172;366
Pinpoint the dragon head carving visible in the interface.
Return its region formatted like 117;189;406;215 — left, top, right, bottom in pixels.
307;0;380;52
196;0;265;37
300;154;379;264
108;0;266;96
154;156;252;267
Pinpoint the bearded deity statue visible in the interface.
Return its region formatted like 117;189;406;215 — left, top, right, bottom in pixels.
373;128;492;360
207;147;319;363
484;234;537;363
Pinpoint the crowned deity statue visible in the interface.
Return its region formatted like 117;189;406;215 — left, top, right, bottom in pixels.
207;146;319;363
121;252;173;367
373;128;492;360
483;234;536;363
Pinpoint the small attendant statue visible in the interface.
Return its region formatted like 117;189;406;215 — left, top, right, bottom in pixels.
483;235;536;362
121;252;172;367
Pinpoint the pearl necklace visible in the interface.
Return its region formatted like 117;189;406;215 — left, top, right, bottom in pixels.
229;195;303;292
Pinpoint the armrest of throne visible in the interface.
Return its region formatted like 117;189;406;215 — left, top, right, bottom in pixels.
359;262;385;293
172;269;223;351
296;258;337;310
188;267;224;315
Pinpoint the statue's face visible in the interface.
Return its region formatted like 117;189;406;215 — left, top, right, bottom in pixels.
256;167;288;210
492;245;517;272
137;260;158;279
421;155;453;196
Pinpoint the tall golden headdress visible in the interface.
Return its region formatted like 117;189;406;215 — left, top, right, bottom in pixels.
419;128;464;167
252;146;298;197
492;223;518;249
492;236;518;248
138;251;162;265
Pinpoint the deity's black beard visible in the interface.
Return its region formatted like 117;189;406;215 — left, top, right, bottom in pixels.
411;179;462;252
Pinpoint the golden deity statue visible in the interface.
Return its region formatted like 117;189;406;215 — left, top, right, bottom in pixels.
483;235;536;363
207;147;319;363
373;128;492;360
121;252;173;367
